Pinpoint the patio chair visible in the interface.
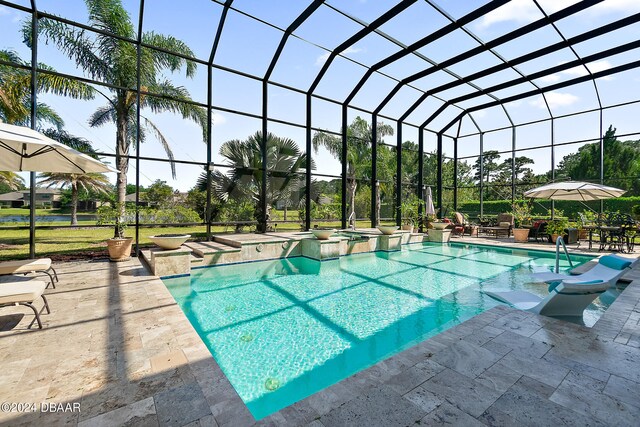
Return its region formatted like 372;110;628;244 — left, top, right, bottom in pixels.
481;213;513;238
0;258;58;289
451;212;466;237
0;280;50;329
484;279;610;317
528;220;549;243
530;254;633;288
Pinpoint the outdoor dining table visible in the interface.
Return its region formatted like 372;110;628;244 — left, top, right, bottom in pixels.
597;225;637;253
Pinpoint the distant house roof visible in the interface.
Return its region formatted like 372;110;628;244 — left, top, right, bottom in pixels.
0;191;23;202
125;192;146;202
20;188;61;195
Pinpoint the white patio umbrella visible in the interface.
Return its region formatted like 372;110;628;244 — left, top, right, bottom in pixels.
424;186;436;215
0;122;117;173
523;181;625;201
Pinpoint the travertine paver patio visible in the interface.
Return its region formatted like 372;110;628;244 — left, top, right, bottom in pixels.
0;249;639;426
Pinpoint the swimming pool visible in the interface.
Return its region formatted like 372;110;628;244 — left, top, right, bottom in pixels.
163;242;608;420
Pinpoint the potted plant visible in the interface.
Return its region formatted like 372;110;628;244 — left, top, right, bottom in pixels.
98;204;133;261
511;200;533;243
546;218;568;243
400;200;420;232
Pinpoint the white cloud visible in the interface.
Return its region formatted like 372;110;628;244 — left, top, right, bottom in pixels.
591;0;640;14
477;0;562;28
315;46;362;66
477;0;640;29
212;112;227;126
561;60;613;80
538;74;561;83
529;91;579;109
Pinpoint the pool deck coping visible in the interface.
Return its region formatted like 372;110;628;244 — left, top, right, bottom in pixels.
0;241;638;426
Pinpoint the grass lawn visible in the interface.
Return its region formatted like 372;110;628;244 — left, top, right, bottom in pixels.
0;218;385;260
0;207;68;216
0;226;210;260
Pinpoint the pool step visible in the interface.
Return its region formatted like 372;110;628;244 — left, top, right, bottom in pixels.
184;241;243;265
190;253;204;265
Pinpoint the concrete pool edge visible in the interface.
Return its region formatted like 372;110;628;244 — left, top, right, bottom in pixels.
3;250;635;425
156;246;638;424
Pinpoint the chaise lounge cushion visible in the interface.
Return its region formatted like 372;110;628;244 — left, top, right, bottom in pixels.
0;281;47;304
599;255;632;271
0;258;52;275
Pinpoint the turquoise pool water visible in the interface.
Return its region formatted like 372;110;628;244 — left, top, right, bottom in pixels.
163;243;608;420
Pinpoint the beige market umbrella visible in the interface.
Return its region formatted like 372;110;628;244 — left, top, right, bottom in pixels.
523;181;625;201
424;186;436;215
0;122;117;173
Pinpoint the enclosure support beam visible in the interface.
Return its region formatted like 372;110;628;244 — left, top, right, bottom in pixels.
341;105;348;230
479;133;484;219
260;82;268;232
371;116;378;227
436;133;443;218
550;119;555;218
453;138;458;211
134;0;145;256
511;125;516;203
207;0;234;239
305;95;312;230
418;128;424;232
599;108;604;214
396;121;402;227
28;0;38;259
206;67;213;240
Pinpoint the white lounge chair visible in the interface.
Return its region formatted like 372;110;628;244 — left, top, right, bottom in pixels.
0;258;58;288
0;280;50;329
485;279;611;317
531;254;635;288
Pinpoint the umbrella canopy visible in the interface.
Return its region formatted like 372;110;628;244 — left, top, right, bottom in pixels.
523;181;625;201
0;123;117;174
424;186;436;215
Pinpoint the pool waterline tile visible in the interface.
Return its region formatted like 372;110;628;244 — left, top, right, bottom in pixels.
162;243;601;420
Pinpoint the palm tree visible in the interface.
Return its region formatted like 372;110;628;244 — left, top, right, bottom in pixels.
200;132;309;232
313;116;394;223
0;49;94;128
0;171;24;190
38;172;111;225
37;130;111;225
25;0;208;233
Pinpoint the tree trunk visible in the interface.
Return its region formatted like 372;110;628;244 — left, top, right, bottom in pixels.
283;205;287;221
115;108;130;238
375;185;381;227
348;177;357;225
70;181;78;226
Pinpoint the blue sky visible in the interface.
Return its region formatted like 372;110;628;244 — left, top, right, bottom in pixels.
2;0;640;191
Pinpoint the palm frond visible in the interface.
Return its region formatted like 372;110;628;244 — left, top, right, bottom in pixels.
142;32;198;77
88;104;117;128
140;116;176;178
143;80;208;141
24;18;111;82
42;128;98;157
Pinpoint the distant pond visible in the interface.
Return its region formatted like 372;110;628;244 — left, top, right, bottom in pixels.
0;214;98;223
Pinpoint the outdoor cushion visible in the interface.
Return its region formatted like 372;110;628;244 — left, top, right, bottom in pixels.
499;222;511;228
0;281;47;305
548;279;604;293
0;258;52;275
598;255;632;271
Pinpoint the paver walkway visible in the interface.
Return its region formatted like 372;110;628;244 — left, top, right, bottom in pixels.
0;253;638;426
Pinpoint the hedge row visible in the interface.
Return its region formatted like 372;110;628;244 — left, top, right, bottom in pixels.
458;197;640;220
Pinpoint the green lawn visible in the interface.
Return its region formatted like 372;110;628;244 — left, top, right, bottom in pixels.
0;207;68;216
0;217;388;260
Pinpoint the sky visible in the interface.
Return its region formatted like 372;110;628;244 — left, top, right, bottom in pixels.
2;0;640;191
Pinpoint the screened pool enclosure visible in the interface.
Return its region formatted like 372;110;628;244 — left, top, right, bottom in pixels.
1;0;639;257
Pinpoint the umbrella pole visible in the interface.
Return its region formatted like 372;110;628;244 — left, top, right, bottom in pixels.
29;172;36;258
